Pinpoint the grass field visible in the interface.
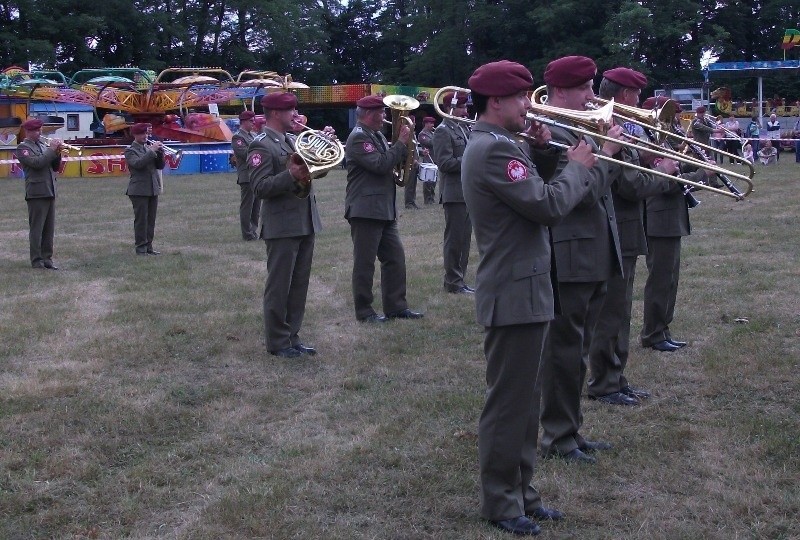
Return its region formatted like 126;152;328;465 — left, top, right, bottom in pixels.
1;159;799;539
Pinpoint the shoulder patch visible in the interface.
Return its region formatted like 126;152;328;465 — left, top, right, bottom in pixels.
363;142;375;153
250;153;263;167
236;138;245;146
22;149;30;156
506;160;528;182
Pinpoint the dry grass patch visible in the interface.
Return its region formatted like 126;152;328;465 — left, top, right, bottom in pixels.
1;162;799;539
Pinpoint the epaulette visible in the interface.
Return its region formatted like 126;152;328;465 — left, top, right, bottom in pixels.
489;131;515;144
353;126;363;133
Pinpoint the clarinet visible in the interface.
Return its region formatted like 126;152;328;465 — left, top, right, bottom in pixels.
673;123;743;199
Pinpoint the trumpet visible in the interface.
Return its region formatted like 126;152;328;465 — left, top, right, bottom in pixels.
290;121;345;180
383;94;420;187
433;86;751;200
146;138;182;158
41;135;83;156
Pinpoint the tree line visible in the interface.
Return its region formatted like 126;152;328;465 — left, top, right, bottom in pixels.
2;0;800;99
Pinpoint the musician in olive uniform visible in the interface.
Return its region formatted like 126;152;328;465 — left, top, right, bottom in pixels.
417;116;437;204
232;110;259;240
462;60;599;536
344;94;423;323
690;106;714;147
432;92;473;294
15;118;62;269
125;123;165;256
587;69;676;405
402;115;422;209
537;56;625;465
640;100;714;353
248;92;319;358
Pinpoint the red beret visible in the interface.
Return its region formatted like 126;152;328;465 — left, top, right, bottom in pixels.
239;110;255;121
603;67;647;89
261;92;298;110
423;116;436;124
696;106;706;113
543;56;597;88
131;123;149;135
641;95;673;109
356;95;385;109
468;60;533;97
441;92;468;107
22;118;43;130
254;115;266;126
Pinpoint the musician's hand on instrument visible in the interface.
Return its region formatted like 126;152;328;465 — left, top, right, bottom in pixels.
48;138;64;151
397;125;412;144
525;121;551;148
288;153;311;185
322;125;336;137
601;125;624;156
567;140;597;168
149;141;164;152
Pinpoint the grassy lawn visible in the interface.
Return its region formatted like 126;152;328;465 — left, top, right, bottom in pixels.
1;158;798;539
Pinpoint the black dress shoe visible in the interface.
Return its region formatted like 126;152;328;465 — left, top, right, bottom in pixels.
590;391;638;405
136;251;148;256
527;506;565;521
386;308;424;319
32;262;46;269
449;286;475;295
147;249;161;256
359;313;388;323
621;385;651;400
463;285;476;293
490;516;541;536
545;448;596;464
43;261;59;270
293;343;317;356
667;338;687;347
270;347;302;358
579;439;613;453
651;340;680;352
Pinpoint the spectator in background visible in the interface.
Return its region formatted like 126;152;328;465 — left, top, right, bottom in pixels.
711;115;725;163
757;140;777;165
765;113;781;161
746;116;761;156
723;115;743;163
793;116;800;163
742;142;754;164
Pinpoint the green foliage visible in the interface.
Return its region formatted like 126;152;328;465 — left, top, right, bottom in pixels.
0;0;799;98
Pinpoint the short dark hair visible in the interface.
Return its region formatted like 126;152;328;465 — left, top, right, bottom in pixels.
472;92;489;115
598;78;624;100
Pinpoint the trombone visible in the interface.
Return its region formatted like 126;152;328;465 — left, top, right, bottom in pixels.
530;86;753;199
41;135;83;156
146;138;182;158
383;94;419;186
433;86;751;200
581;93;755;184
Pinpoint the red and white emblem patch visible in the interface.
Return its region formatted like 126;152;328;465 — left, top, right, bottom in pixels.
250;153;262;167
22;149;30;156
363;142;375;153
506;160;527;182
236;139;244;146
